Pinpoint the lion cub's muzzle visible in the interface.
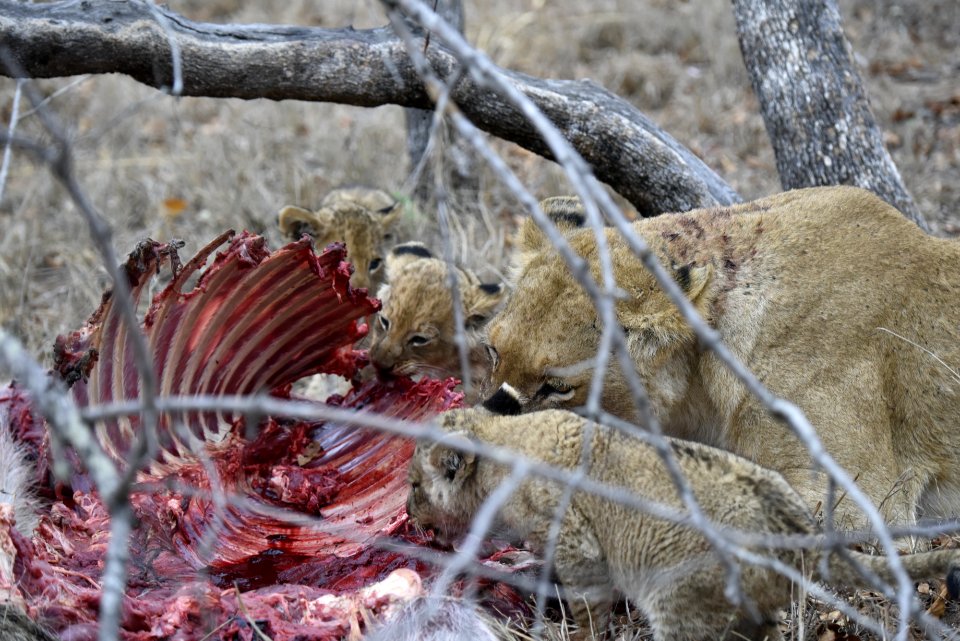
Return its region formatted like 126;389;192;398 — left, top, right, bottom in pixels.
481;384;523;415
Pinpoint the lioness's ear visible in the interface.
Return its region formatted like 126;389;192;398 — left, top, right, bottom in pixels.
465;282;505;329
673;262;712;302
515;196;586;272
620;262;713;346
428;432;476;483
386;242;434;279
540;196;586;229
517;196;586;252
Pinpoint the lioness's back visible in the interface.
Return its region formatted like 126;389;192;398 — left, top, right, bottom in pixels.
484;186;960;527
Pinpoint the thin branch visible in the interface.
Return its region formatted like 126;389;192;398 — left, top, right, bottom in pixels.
0;52;161;641
0;330;120;498
0;78;21;203
382;1;919;637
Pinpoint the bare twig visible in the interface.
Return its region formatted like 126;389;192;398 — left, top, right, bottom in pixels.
379;1;921;637
0;78;20;203
0;51;161;641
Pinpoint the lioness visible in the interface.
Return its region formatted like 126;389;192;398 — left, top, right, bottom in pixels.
482;186;960;529
408;407;960;641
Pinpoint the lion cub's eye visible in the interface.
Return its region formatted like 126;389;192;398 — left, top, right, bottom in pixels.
369;257;383;272
378;315;391;331
537;381;575;402
408;335;432;347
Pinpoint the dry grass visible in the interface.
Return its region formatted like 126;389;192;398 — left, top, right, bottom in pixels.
1;0;959;639
2;0;958;358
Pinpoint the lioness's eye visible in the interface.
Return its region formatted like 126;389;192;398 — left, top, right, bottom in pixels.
369;257;383;272
379;315;390;331
409;335;432;347
485;344;499;368
537;381;574;400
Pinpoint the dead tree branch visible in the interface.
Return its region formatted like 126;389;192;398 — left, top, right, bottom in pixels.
0;0;737;216
732;0;927;230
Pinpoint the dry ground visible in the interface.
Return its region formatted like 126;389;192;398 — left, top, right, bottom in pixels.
1;0;959;639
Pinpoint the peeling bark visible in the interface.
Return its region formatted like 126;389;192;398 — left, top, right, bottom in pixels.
732;0;926;229
0;0;738;217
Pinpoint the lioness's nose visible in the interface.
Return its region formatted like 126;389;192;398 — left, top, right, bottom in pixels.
481;384;523;415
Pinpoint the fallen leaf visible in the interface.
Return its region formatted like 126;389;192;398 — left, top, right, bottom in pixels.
161;197;189;218
927;584;948;618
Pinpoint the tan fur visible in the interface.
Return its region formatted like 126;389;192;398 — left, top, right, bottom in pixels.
483;186;960;529
277;186;399;292
370;243;504;396
319;186;398;214
513;196;586;278
366;597;500;641
408;408;960;641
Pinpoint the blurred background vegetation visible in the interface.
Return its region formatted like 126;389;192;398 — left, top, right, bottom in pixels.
0;0;957;360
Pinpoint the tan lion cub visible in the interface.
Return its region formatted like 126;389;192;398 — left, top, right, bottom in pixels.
277;186;400;292
408;407;960;641
483;186;960;530
370;243;504;396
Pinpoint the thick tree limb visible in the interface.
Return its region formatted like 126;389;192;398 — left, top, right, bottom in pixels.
0;0;738;216
732;0;927;229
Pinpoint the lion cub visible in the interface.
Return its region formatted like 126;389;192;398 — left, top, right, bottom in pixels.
483;186;960;530
277;186;400;292
408;407;960;641
370;243;504;396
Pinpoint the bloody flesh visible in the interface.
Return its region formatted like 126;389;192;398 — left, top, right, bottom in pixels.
0;232;535;641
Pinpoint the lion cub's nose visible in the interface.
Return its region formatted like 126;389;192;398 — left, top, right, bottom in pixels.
482;384;523;415
373;360;396;378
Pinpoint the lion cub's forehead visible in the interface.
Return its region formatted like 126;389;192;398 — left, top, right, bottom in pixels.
383;261;453;324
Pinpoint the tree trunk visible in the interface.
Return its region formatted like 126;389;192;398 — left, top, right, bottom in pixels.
401;0;480;206
732;0;927;230
0;0;738;217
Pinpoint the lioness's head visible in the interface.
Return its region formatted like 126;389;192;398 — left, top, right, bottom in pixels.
482;215;712;422
370;243;504;382
406;424;480;545
277;187;400;292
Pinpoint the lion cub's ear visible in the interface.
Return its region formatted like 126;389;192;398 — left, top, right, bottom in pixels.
465;282;505;330
278;205;332;241
621;262;713;346
375;201;402;230
428;432;477;484
385;242;434;279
